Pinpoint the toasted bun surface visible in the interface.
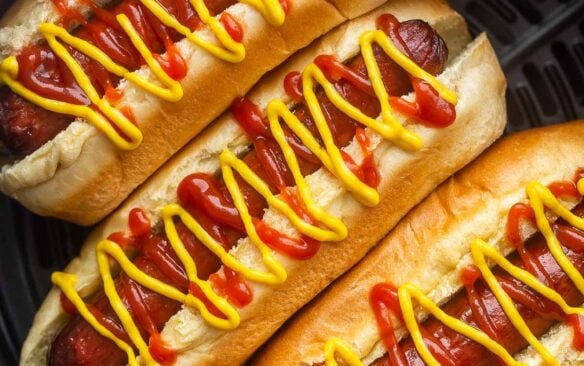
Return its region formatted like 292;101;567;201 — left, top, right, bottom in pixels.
20;0;506;364
0;0;386;225
254;121;584;365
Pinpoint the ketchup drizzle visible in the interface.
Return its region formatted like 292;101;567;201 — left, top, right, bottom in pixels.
369;283;409;366
390;78;456;128
25;0;240;106
149;332;178;365
231;15;455;204
209;267;253;307
284;71;303;102
566;314;584;351
460;265;506;349
220;12;243;43
87;303;131;342
129;207;152;238
368;172;584;366
53;13;455;364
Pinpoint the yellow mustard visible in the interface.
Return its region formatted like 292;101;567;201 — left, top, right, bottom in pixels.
399;180;584;366
241;0;285;26
53;272;142;366
0;0;285;150
327;178;584;366
324;337;364;366
526;181;584;294
266;30;455;207
399;281;523;366
53;23;457;365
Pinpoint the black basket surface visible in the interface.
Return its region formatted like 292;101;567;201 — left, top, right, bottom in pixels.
0;0;583;364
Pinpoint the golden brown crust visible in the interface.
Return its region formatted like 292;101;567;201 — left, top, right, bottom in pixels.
254;121;584;365
0;0;353;225
20;1;506;365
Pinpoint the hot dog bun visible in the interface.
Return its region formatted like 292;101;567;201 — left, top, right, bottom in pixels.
20;0;506;364
0;0;384;225
254;121;584;365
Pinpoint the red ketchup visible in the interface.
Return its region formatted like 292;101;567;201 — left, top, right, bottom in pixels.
566;314;584;351
284;71;304;102
188;282;228;318
389;78;456;128
501;181;584;348
352;127;380;188
53;11;460;364
369;283;409;366
314;55;375;97
210;268;253;307
362;174;584;366
129;207;151;238
87;303;130;342
254;218;320;260
107;231;134;249
506;203;536;247
23;0;249;112
548;181;580;199
460;265;502;344
123;272;177;366
279;0;290;14
554;223;584;254
105;87;124;104
155;44;188;81
370;284;459;366
377;13;455;127
52;0;86;28
460;265;507;348
220;12;244;43
226;11;460;265
280;187;316;224
149;333;177;365
507;180;582;285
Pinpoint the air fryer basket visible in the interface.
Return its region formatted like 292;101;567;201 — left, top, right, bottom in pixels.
1;0;583;364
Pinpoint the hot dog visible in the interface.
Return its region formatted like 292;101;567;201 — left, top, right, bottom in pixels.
254;121;584;366
20;1;506;364
0;0;384;225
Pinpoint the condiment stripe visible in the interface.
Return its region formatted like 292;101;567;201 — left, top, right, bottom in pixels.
0;0;285;150
54;22;456;365
326;179;584;366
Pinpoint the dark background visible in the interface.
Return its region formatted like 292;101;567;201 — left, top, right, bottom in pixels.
1;0;583;364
